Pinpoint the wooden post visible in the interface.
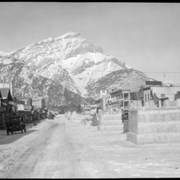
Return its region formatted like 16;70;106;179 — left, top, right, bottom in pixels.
2;113;5;129
97;114;101;130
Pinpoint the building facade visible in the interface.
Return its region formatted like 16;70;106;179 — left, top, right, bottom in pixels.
142;81;180;107
109;89;131;110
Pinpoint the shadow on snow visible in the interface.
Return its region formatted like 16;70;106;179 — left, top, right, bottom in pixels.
0;124;37;145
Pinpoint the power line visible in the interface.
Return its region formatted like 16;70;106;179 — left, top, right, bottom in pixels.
63;67;180;74
145;72;180;74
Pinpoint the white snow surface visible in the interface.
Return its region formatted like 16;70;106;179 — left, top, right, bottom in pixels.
1;116;180;178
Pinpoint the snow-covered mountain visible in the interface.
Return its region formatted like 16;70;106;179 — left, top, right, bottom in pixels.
0;31;150;107
0;51;7;57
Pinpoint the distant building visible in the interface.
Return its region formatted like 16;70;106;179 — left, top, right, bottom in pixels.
109;89;130;110
143;87;152;104
145;80;162;87
150;86;180;101
130;91;141;101
175;91;180;100
142;80;180;107
143;86;180;101
109;89;123;109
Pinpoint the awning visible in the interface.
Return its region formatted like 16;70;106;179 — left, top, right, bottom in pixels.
9;101;17;106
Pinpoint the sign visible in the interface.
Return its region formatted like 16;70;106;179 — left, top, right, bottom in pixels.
17;104;25;111
19;98;32;106
0;83;10;88
0;107;6;112
32;98;45;108
24;105;32;111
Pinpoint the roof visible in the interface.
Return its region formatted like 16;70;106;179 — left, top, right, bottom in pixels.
145;81;162;86
143;87;151;91
0;88;13;101
109;89;122;96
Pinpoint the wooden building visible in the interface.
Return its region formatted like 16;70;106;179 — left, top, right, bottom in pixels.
0;88;16;129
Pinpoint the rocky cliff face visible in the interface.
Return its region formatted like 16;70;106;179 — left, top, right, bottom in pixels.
0;31;150;107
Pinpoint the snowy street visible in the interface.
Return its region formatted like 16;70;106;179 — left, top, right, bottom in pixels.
0;115;180;178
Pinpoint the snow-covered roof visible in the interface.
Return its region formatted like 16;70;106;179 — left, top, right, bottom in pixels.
0;88;13;101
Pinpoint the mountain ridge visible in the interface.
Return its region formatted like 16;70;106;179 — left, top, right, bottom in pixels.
0;31;151;107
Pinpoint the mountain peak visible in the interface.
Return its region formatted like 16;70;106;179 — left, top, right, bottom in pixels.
0;31;150;101
62;31;81;38
54;31;82;41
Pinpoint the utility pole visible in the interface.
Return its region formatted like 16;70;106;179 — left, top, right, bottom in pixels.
79;94;80;105
163;73;166;83
3;76;5;88
10;81;13;98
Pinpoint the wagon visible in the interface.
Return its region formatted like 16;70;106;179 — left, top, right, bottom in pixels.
5;116;26;135
48;112;55;119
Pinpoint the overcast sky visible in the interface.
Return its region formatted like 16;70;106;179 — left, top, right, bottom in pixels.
0;2;180;83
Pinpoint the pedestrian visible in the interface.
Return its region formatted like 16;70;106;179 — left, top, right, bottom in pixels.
33;111;37;126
